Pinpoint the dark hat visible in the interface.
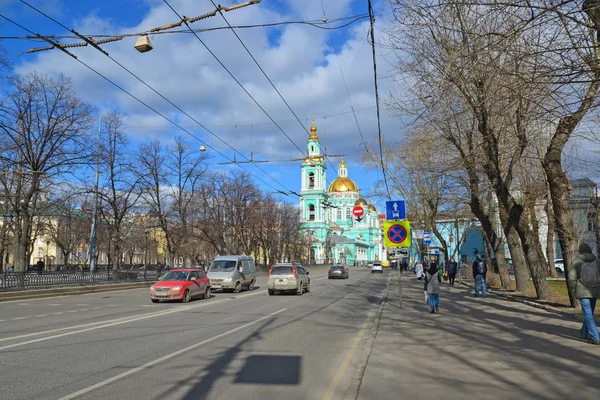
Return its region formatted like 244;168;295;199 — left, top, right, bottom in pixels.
579;242;593;254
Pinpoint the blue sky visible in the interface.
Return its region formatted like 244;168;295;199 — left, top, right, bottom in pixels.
0;0;402;212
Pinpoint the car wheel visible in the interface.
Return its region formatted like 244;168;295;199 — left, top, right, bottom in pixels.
306;282;310;293
234;282;241;293
151;299;159;303
182;289;191;303
297;284;304;296
268;289;274;296
248;280;255;291
204;287;211;300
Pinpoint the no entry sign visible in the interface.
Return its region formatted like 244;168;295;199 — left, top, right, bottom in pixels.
352;206;364;217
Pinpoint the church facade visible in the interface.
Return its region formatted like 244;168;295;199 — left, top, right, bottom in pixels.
299;121;384;265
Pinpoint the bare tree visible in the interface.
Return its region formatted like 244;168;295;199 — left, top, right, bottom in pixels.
0;73;95;278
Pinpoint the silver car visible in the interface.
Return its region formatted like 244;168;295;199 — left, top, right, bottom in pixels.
268;263;310;296
207;255;257;293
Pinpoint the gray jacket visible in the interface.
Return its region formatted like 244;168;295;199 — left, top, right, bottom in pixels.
425;271;441;294
568;245;600;299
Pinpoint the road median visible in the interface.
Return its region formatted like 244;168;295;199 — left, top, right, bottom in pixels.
0;281;155;302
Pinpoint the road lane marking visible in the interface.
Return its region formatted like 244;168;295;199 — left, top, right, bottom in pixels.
12;317;27;320
53;312;63;315
92;307;101;310
67;310;77;313
57;308;287;400
36;314;48;317
79;309;89;312
0;320;4;322
18;303;30;306
0;287;268;346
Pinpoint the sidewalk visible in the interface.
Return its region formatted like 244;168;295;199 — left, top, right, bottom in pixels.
355;273;600;400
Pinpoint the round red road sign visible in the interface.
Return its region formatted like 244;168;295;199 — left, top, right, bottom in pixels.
352;205;364;217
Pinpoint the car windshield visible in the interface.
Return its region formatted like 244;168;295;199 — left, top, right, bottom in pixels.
160;271;189;281
209;260;237;272
271;266;294;275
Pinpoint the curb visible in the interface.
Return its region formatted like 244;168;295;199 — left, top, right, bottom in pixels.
0;282;155;302
460;281;600;325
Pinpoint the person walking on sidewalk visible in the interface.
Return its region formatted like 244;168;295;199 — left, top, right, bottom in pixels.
446;257;458;286
425;262;442;313
472;255;487;298
568;243;600;345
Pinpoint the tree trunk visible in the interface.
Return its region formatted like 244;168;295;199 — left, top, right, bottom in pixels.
545;191;558;277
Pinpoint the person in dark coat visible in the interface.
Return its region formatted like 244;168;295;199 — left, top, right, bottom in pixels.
446;257;458;286
472;255;488;298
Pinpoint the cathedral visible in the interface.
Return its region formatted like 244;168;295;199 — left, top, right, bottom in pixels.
299;121;384;265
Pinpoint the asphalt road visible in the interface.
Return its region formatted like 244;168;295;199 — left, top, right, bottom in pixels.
0;266;389;400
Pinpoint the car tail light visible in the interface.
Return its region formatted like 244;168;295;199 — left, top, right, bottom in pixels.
329;269;333;273
268;266;274;276
341;269;345;273
292;265;297;277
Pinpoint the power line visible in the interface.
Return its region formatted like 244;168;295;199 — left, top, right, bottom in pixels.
319;0;366;146
367;0;391;200
1;15;369;41
0;11;295;197
210;0;338;182
164;0;307;160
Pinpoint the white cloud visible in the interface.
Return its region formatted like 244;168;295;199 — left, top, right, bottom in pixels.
12;0;400;205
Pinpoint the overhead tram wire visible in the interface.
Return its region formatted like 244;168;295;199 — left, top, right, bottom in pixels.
3;15;369;41
210;0;339;181
19;1;299;198
163;0;307;160
0;13;293;198
367;0;391;200
319;0;366;147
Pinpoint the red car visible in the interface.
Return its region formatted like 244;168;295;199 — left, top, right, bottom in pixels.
149;268;211;303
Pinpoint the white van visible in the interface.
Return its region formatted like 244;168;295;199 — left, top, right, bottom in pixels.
207;255;257;293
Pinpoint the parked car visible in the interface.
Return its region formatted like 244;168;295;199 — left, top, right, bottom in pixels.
554;259;564;273
268;263;310;295
207;255;257;293
328;265;349;279
372;262;383;273
149;268;211;303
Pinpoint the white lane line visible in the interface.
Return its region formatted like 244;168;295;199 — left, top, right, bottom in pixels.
36;314;48;317
18;303;30;306
0;288;267;346
79;309;89;312
53;312;63;315
12;317;27;320
49;304;62;306
67;310;77;313
92;307;101;310
0;320;4;322
57;308;287;400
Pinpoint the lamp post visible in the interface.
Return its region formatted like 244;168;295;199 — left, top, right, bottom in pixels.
144;230;149;279
88;116;101;273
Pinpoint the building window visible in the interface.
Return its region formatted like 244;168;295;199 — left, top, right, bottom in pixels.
308;204;316;221
346;208;351;220
337;209;342;220
308;172;315;189
588;213;597;232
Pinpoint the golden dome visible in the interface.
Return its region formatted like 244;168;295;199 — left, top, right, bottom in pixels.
368;204;377;212
328;177;359;193
355;198;368;206
309;119;319;140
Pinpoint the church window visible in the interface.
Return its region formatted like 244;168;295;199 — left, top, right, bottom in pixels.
337;209;342;220
308;204;316;221
346;208;351;220
311;145;314;153
308;172;315;189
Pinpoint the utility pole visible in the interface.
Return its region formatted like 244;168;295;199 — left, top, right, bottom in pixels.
88;116;101;273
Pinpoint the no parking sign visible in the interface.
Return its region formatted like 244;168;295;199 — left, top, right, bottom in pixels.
384;220;411;248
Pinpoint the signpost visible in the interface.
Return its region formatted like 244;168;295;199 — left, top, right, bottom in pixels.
386;200;406;220
353;205;364;222
388;248;409;259
423;232;432;245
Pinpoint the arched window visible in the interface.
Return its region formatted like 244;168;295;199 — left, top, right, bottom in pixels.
311;145;314;153
346;208;351;220
308;172;315;189
337;209;342;220
308;204;316;221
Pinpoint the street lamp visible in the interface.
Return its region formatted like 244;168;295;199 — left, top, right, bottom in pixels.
144;230;149;279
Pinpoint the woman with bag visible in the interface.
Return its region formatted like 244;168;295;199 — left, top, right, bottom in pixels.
425;262;442;313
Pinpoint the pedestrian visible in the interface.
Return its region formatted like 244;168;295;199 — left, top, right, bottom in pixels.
415;260;424;280
446;257;458;286
472;255;487;298
425;262;442;313
568;242;600;345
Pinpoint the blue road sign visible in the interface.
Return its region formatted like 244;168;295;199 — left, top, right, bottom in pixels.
423;231;432;245
386;200;406;220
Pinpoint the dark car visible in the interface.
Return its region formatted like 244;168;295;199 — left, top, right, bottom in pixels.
328;265;349;279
